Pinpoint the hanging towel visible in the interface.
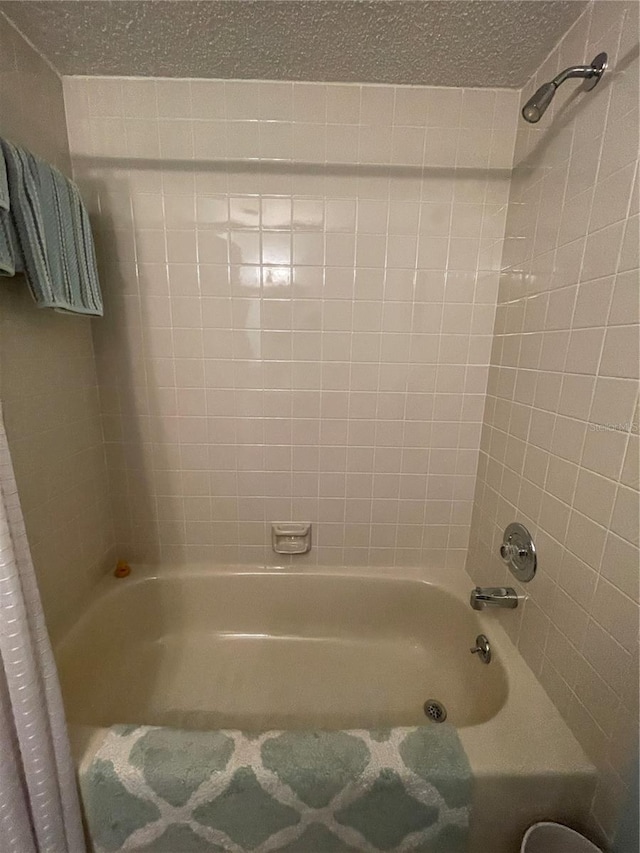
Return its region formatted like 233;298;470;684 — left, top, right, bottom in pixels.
0;138;103;316
0;143;19;276
0;144;8;212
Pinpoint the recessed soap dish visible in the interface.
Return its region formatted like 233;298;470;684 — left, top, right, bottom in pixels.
271;523;312;555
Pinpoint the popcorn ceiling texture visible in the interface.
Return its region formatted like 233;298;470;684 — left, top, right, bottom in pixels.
0;14;116;640
1;0;585;87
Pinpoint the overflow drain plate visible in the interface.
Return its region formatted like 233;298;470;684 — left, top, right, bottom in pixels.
423;699;447;723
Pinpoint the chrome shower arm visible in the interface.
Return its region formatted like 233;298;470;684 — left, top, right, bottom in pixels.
552;64;600;86
522;52;608;123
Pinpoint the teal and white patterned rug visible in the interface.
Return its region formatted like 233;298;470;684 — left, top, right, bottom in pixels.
80;724;471;853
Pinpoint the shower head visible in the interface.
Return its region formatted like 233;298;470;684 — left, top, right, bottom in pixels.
521;52;608;123
522;82;557;123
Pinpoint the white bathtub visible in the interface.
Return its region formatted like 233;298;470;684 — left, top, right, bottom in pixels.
56;564;595;853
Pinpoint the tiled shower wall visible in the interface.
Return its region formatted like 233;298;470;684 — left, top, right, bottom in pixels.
466;1;639;841
0;14;114;639
64;76;518;567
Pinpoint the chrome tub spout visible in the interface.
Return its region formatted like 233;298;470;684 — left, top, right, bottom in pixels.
470;586;518;611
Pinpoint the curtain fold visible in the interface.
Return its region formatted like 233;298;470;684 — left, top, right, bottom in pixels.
0;403;85;853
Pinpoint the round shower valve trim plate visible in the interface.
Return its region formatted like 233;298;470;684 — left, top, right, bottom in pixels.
500;522;536;583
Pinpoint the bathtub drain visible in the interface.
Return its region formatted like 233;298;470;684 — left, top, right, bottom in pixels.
423;700;447;723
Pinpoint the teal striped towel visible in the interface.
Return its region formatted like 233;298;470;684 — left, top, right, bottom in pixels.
0;143;20;276
0;139;103;316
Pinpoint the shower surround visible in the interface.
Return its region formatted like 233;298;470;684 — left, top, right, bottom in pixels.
63;77;518;568
467;0;639;841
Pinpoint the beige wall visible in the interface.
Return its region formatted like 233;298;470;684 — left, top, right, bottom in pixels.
63;75;518;568
467;1;639;842
0;14;115;639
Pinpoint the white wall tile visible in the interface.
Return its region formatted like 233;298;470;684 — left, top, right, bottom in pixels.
465;2;639;843
64;74;516;573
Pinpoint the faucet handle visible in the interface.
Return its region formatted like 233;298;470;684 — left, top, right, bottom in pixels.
500;543;528;560
499;522;537;583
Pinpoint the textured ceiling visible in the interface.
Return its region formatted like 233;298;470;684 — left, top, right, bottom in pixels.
0;1;587;88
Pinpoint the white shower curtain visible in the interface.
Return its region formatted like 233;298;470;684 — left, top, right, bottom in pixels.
0;404;86;853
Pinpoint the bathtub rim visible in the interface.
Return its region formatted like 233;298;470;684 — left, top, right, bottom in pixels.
57;562;594;793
